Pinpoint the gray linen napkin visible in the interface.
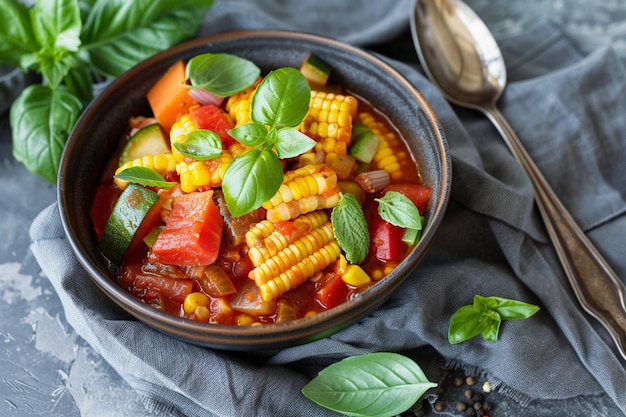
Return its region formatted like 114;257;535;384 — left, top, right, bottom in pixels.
28;1;626;416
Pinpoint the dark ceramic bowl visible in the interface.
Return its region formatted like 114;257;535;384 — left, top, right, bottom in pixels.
58;30;450;351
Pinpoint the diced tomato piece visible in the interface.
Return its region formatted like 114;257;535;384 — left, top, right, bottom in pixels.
152;190;223;266
133;274;193;304
91;184;122;240
383;183;431;214
189;104;237;146
370;209;407;262
315;272;349;309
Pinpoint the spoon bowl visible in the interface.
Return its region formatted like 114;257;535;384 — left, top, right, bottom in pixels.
412;0;505;109
411;0;626;360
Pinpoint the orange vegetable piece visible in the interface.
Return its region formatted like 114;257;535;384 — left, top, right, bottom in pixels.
146;60;198;133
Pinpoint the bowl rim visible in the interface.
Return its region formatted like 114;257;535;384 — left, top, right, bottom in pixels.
58;29;451;350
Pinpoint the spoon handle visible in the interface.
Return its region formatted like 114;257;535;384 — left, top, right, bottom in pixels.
484;103;626;359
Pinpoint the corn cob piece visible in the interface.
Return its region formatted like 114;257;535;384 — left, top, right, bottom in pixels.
266;192;340;223
114;153;177;189
245;211;329;266
249;221;335;286
225;84;257;127
259;241;341;301
298;91;358;166
357;112;407;180
263;164;337;209
176;150;233;192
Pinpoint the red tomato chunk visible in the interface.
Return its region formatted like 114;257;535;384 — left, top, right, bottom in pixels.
152;190;223;266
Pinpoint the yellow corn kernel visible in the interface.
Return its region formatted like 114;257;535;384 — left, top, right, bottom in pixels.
183;292;210;315
358;112;406;180
259;241;341;301
176;150;233;192
226;84;257;127
302;91;357;142
169;113;198;162
263;164;337;209
236;313;257;326
114;153;177;189
341;264;372;287
192;306;210;322
249;222;335;286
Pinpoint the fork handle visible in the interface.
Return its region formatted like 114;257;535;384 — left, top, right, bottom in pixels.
484;103;626;360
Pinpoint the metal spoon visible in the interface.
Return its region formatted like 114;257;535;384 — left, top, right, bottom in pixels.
410;0;626;359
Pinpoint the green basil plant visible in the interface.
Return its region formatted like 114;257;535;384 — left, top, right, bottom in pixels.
1;0;215;183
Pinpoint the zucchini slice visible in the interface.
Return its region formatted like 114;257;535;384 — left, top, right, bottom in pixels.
99;183;159;265
119;123;170;166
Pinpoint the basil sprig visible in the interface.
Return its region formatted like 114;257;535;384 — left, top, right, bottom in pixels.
302;352;436;417
3;0;215;183
448;295;540;344
223;67;315;216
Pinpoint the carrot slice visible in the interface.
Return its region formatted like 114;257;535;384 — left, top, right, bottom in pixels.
146;60;198;133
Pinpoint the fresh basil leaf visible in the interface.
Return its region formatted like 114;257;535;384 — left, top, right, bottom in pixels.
252;67;310;128
114;166;176;188
331;193;369;264
228;122;268;147
448;305;485;344
82;0;215;78
480;309;502;343
489;296;540;320
64;57;94;102
376;191;422;230
31;0;81;52
302;352;436;417
186;53;260;96
37;49;81;88
275;127;316;159
0;0;38;67
10;84;82;183
222;148;283;216
172;129;222;160
449;295;539;344
473;294;498;311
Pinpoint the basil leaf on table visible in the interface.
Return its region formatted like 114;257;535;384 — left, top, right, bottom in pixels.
302;352;436;417
10;85;82;183
81;0;215;78
448;295;540;344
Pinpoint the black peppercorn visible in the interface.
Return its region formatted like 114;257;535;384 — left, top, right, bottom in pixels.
434;401;445;411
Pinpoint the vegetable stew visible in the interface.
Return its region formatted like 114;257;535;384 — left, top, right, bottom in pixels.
91;52;431;325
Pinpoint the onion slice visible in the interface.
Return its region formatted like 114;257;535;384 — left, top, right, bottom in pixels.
187;88;224;107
